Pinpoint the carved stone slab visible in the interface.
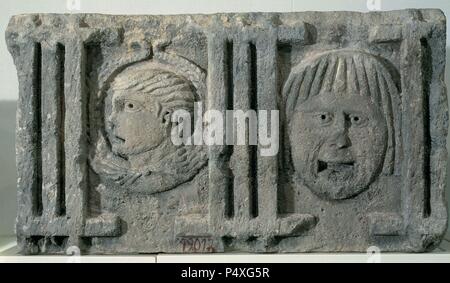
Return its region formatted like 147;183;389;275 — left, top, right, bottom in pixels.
6;10;448;254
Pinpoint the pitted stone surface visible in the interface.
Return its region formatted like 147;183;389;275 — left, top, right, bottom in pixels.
6;10;448;254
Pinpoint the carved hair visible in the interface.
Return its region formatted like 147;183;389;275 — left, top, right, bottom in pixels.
91;57;207;193
111;61;197;117
283;49;401;175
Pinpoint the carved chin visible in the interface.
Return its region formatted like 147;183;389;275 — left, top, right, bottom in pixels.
301;161;372;200
110;142;127;156
110;141;155;157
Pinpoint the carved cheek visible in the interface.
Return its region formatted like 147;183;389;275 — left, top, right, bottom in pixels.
132;112;163;146
349;123;386;166
348;126;366;145
295;114;326;139
117;109;132;125
365;119;387;151
310;126;331;147
144;113;163;136
294;127;325;172
117;113;144;144
292;123;316;151
108;108;118;126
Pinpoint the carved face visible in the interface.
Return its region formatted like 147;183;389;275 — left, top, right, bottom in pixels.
289;91;387;200
108;90;167;157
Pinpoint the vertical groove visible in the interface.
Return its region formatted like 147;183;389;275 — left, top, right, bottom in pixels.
33;42;43;217
277;43;292;214
225;40;235;219
84;44;97;220
56;43;66;216
249;42;258;218
421;38;432;218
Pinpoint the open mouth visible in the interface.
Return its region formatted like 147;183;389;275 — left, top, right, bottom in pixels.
318;160;355;173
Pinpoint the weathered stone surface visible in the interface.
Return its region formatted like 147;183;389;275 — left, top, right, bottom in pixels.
5;10;448;254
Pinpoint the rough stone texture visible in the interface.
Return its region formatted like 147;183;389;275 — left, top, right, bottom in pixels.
5;10;448;254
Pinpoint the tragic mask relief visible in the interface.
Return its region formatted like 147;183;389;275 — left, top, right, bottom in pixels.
284;50;401;200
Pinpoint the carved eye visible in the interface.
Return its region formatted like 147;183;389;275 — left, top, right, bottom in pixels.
316;112;333;125
349;114;367;126
123;100;142;113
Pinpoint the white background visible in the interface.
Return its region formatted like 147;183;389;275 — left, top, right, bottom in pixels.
0;0;449;238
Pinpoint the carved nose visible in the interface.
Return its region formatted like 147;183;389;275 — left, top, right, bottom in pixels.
330;133;351;149
329;112;351;149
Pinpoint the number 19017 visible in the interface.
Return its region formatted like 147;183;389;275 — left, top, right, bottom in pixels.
177;237;216;253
